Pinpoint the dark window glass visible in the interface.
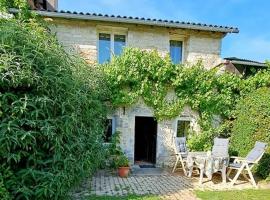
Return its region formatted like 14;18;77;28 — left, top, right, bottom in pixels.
176;120;190;137
114;35;126;56
98;33;111;64
170;40;183;64
104;119;112;142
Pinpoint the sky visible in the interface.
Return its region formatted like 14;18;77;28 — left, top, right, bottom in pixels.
59;0;270;62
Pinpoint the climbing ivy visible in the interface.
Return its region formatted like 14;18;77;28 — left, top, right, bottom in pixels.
104;48;270;150
105;48;242;122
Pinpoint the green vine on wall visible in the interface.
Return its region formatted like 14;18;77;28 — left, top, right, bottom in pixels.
105;49;232;118
103;48;270;137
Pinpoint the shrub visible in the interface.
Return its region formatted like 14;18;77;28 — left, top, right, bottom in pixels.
0;176;10;200
0;17;109;199
231;87;270;179
188;129;216;151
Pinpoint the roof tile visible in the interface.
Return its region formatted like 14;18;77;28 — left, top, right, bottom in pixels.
30;9;239;33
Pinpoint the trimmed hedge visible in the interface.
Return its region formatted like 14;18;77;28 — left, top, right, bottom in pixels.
0;17;109;199
231;87;270;179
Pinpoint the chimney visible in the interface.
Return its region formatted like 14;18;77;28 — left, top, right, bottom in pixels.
27;0;58;11
46;0;58;11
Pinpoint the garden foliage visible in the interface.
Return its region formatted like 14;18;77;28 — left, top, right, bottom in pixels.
104;48;241;122
0;17;109;199
104;48;241;151
231;87;270;179
104;48;270;178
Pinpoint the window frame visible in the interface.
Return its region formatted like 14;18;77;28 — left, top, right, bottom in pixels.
97;26;128;64
103;116;116;144
98;33;111;64
174;117;192;138
169;39;184;64
169;34;185;64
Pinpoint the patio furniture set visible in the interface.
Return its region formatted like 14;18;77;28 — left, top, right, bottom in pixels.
172;137;268;188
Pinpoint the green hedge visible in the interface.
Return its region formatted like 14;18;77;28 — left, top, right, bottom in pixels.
0;17;109;199
231;87;270;179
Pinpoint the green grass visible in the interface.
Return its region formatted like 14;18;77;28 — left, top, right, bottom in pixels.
196;189;270;200
88;195;161;200
89;189;270;200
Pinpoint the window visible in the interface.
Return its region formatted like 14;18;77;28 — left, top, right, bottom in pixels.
103;118;116;142
176;120;190;137
114;35;126;56
98;33;111;64
98;33;126;64
170;40;183;64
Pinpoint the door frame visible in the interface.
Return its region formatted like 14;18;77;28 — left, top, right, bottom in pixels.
134;116;158;164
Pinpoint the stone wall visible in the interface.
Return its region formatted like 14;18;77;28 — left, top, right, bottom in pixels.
49;18;224;68
186;35;223;69
48;18;223;166
50;20;97;64
113;100;200;167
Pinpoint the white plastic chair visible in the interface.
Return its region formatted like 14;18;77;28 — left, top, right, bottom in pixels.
210;137;229;183
172;137;188;175
227;141;268;188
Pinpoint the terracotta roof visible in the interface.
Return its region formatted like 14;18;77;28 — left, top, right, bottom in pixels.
32;9;239;33
224;57;266;67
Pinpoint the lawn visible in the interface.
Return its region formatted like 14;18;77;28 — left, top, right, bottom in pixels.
89;190;270;200
196;189;270;200
88;195;160;200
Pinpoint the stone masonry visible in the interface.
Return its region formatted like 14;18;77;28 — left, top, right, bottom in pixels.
114;101;200;167
49;18;224;68
48;17;224;167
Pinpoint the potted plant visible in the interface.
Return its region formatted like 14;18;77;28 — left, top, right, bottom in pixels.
115;154;130;178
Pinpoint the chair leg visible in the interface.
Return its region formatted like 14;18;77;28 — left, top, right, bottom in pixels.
172;156;179;173
246;165;257;188
180;160;187;176
230;164;245;186
221;166;226;183
199;168;204;185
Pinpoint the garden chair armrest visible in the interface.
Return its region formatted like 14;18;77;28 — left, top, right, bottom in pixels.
230;156;246;163
231;158;256;165
230;156;244;159
175;152;188;155
230;156;245;160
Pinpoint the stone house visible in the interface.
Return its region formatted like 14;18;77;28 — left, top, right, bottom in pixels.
29;1;239;167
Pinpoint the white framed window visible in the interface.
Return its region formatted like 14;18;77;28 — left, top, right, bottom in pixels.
175;117;191;138
98;33;111;64
98;32;126;64
170;40;183;64
103;117;116;142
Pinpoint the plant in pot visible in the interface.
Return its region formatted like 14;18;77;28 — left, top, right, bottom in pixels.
115;154;130;178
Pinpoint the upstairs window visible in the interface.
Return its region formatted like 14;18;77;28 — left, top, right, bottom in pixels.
98;33;111;64
170;40;183;64
98;33;126;64
114;35;126;56
176;120;190;137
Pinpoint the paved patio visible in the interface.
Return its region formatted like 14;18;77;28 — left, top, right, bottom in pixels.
71;168;270;200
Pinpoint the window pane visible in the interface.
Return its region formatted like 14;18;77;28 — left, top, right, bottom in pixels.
170;40;182;64
98;33;111;64
177;120;190;137
104;119;113;142
114;35;126;56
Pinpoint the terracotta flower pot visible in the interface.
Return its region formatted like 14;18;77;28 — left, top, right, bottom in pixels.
118;166;130;177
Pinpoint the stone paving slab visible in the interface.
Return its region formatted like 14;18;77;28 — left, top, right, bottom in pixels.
87;170;197;200
71;169;270;200
131;167;169;176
